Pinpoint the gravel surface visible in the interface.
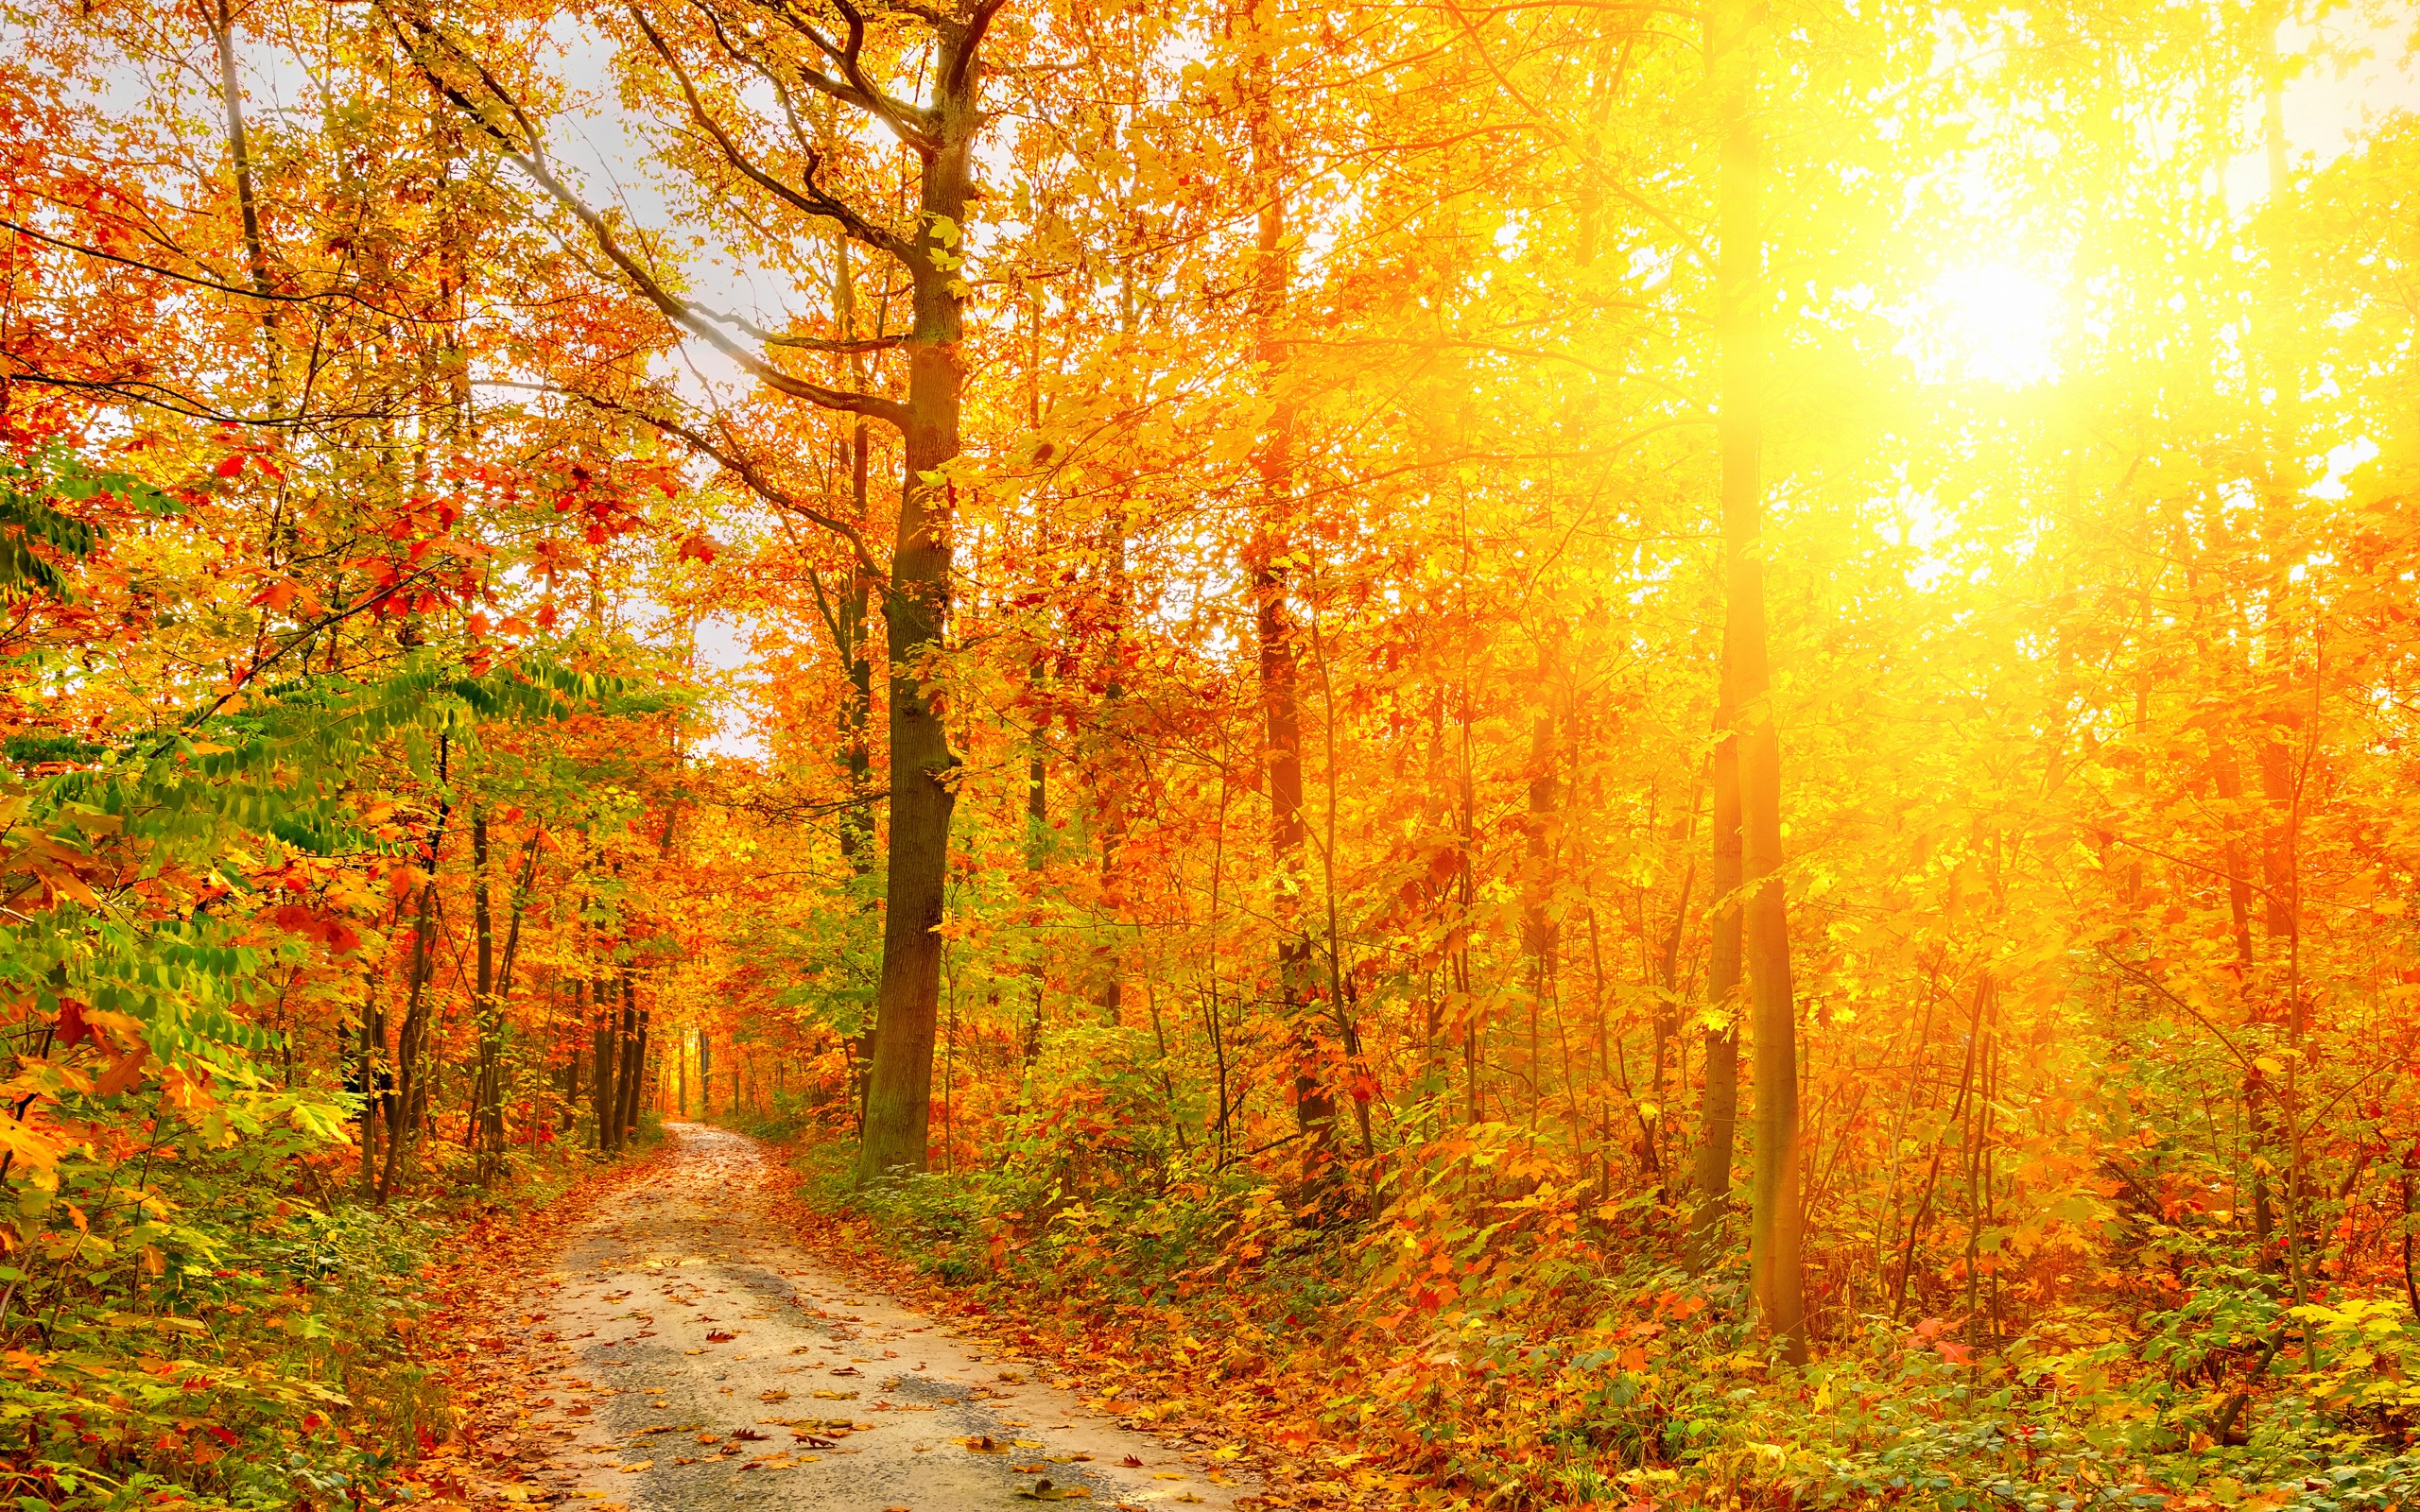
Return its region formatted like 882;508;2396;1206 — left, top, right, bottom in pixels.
494;1124;1257;1512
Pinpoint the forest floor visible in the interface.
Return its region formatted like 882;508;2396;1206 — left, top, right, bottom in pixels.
419;1124;1258;1512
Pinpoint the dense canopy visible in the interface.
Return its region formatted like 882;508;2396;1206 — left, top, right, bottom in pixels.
1;0;2417;1506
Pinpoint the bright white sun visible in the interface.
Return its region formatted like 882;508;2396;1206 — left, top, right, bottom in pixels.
1906;264;2064;387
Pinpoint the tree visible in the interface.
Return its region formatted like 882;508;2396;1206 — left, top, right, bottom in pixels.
388;0;1011;1178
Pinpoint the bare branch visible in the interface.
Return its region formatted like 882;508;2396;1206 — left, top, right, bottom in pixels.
2;217;453;325
630;5;917;262
556;385;892;586
390;10;908;428
0;361;424;428
744;0;942;155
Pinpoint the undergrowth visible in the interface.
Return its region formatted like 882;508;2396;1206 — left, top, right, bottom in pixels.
0;1086;604;1512
793;1120;2420;1512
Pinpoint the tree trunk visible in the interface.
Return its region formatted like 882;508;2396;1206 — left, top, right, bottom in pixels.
826;232;878;876
560;978;583;1133
855;33;990;1184
1523;704;1559;1131
1711;0;1807;1360
379;736;450;1203
357;948;387;1196
591;976;618;1152
1244;15;1330;1152
624;972;653;1151
207;0;282;396
1688;686;1744;1273
469;810;502;1178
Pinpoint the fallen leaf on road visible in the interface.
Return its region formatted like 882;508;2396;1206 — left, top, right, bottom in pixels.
759;1389;790;1402
734;1428;769;1440
705;1331;736;1343
617;1460;651;1474
963;1434;1002;1452
1120;1455;1143;1468
811;1389;858;1400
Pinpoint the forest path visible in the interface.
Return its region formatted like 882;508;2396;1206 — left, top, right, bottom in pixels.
486;1123;1253;1512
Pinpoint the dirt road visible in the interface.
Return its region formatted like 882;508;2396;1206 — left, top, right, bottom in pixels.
475;1124;1253;1512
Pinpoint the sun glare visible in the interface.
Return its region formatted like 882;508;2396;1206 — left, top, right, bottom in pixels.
1910;263;2065;387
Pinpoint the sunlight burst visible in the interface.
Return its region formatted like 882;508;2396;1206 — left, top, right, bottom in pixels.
1910;263;2065;387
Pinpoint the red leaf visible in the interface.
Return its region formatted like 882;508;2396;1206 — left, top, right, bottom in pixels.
215;455;247;477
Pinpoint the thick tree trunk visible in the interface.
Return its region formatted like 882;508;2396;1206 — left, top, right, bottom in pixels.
1711;0;1807;1360
855;51;982;1181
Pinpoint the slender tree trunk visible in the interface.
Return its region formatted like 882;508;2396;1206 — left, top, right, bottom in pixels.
1089;524;1129;1027
560;978;583;1133
1523;707;1558;1132
1244;12;1330;1151
620;978;649;1143
357;947;387;1196
207;0;282;397
1688;688;1744;1273
380;737;451;1203
469;810;504;1179
591;974;618;1152
826;232;878;876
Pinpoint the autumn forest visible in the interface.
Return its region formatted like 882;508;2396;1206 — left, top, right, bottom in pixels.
1;0;2417;1506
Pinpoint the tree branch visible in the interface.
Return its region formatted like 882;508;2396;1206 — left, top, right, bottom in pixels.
630;5;918;262
391;11;908;428
553;384;892;586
